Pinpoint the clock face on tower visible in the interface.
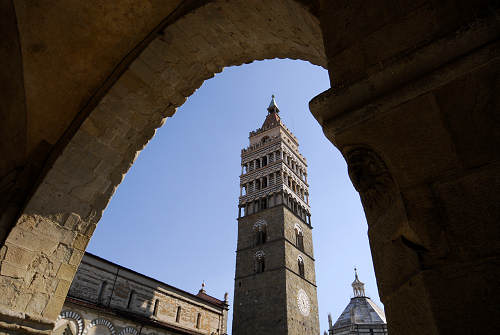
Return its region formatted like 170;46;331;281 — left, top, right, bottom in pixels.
297;289;310;316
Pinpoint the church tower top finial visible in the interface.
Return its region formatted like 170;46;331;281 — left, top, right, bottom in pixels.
267;94;280;114
352;268;366;297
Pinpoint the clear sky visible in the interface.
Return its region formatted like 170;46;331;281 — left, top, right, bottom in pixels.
87;59;382;334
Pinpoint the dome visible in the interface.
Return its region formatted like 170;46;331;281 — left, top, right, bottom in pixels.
333;296;386;329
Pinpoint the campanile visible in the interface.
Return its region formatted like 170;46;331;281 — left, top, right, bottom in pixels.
232;96;320;335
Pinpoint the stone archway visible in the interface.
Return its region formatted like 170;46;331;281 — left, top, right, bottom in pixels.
0;0;325;333
1;1;499;334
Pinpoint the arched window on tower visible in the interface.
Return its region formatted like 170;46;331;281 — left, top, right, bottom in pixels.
255;251;265;273
295;225;304;251
262;155;267;166
298;256;305;277
254;223;267;245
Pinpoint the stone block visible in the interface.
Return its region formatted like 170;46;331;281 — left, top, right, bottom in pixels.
72;234;89;251
368;234;421;299
42;295;65;320
28;254;55;278
52;244;72;264
25;292;49;316
385;271;439;335
70;176;110;203
13;292;32;311
69;250;84;266
5;229;58;255
433;163;500;261
0;276;22;307
3;244;36;268
54;279;71;298
56;264;76;282
0;261;26;279
433;57;500;168
64;213;81;230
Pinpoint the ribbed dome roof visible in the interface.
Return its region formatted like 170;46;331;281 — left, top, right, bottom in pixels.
333;296;386;329
329;269;387;333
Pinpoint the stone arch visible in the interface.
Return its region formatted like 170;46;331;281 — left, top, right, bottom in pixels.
83;319;116;335
253;219;268;231
55;310;85;335
0;0;325;326
294;223;303;235
118;327;139;335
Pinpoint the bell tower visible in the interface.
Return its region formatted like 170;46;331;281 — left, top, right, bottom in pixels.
232;96;320;335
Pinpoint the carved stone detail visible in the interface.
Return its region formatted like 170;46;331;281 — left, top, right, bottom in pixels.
345;147;395;212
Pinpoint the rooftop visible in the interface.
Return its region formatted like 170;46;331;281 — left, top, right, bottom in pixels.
80;252;228;309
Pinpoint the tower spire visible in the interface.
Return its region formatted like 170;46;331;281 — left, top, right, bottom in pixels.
267;94;280;114
352;268;366;297
262;95;281;129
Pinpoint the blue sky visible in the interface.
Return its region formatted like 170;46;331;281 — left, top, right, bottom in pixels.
87;59;382;333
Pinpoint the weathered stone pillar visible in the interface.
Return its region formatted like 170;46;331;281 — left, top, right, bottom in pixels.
314;1;500;333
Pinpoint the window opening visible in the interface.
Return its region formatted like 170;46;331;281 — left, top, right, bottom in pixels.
255;226;267;245
97;281;107;305
176;306;181;322
255;251;265;273
298;256;305;277
127;290;135;309
295;227;304;251
153;299;159;316
196;313;201;328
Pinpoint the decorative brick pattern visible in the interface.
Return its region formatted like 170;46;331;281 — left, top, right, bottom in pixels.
82;318;115;335
56;310;84;335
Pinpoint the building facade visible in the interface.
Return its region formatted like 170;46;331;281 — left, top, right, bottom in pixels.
53;253;229;335
232;96;320;335
326;270;387;335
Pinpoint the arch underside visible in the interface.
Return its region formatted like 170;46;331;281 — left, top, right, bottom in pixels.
1;0;326;324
